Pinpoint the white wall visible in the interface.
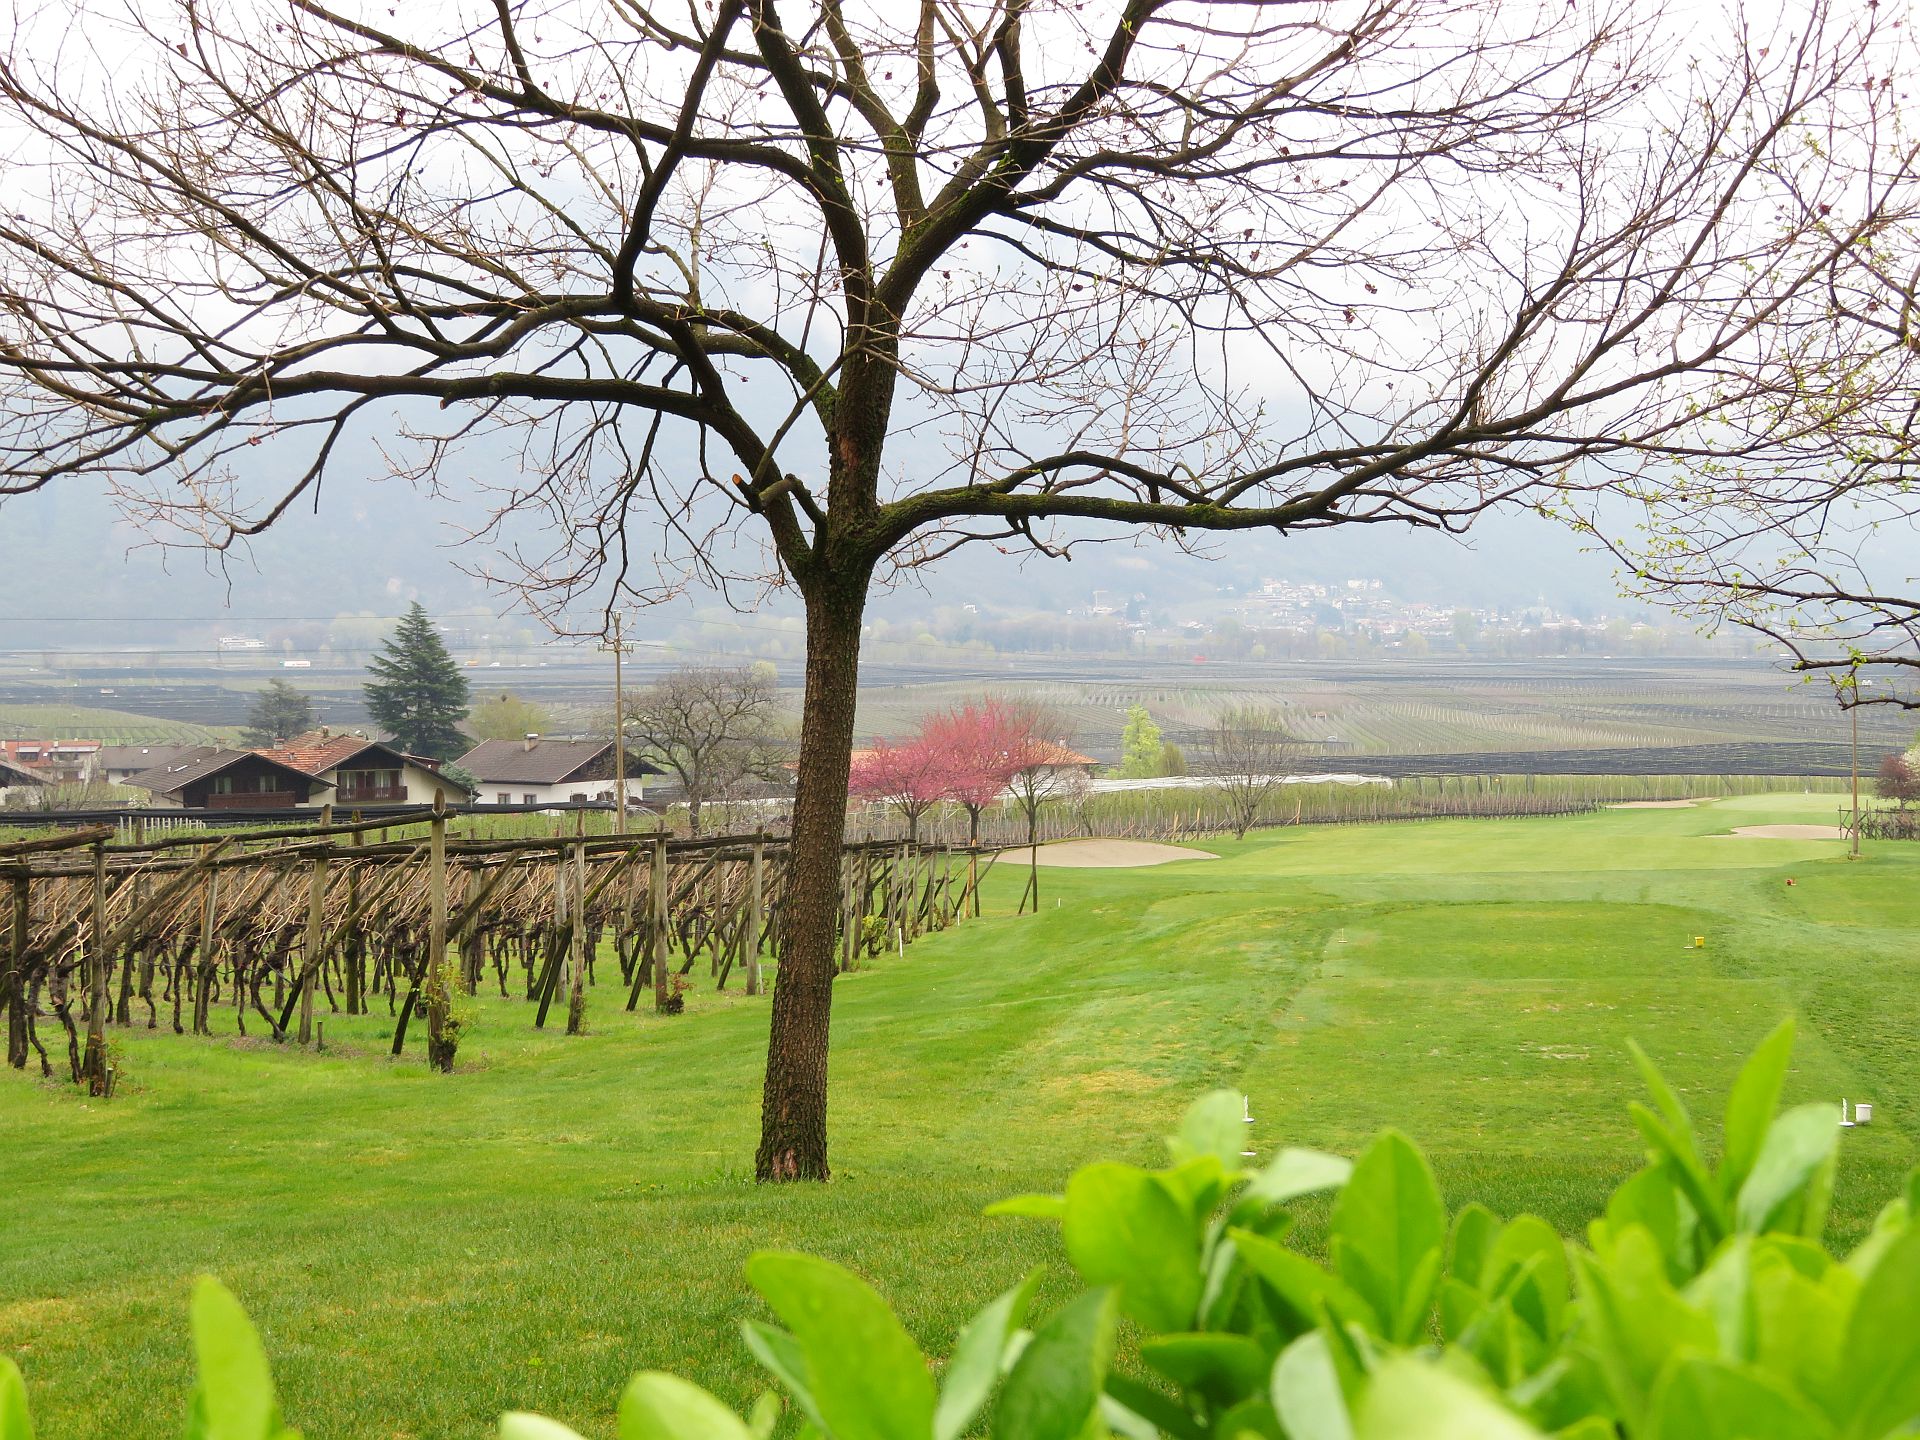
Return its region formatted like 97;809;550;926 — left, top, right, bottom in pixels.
473;778;649;808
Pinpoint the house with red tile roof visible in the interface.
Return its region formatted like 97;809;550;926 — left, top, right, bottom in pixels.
257;730;471;809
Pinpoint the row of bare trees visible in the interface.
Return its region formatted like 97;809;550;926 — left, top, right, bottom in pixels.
2;0;1917;1178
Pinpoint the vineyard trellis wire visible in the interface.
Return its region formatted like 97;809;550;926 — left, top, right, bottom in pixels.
0;808;991;1094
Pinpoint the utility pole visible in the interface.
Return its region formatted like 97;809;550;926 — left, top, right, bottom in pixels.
600;612;631;834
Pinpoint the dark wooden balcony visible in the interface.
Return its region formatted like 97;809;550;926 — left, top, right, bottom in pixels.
206;791;300;810
336;784;405;804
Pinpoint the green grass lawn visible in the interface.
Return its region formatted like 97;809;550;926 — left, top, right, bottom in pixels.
2;792;1915;1438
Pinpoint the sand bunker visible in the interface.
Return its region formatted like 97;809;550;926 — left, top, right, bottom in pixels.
1608;800;1701;809
1719;824;1849;840
998;839;1219;868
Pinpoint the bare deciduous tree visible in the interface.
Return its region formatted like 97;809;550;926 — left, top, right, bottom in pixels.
616;666;787;835
0;0;1912;1178
1191;705;1300;840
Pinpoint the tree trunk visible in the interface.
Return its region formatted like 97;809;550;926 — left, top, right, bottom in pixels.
756;581;866;1182
1027;805;1040;914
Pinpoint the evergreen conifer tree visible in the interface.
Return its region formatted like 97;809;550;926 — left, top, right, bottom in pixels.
1117;704;1164;779
240;679;316;748
363;603;472;760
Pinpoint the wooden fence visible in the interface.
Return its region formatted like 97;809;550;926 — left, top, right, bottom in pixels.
0;809;991;1094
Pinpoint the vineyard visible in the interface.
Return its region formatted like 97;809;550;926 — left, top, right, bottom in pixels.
0;812;983;1092
841;771;1850;846
0;702;241;747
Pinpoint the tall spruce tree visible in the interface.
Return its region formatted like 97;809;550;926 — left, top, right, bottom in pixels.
363;603;472;760
240;679;316;748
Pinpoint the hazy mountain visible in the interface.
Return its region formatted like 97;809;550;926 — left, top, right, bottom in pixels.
0;471;1631;628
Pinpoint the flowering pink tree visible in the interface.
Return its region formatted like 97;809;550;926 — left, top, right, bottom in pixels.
922;699;1029;845
847;738;948;844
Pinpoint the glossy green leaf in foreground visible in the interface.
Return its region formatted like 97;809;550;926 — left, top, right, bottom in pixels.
746;1253;935;1440
992;1288;1118;1440
933;1269;1043;1440
1061;1163;1202;1334
1270;1330;1355;1440
499;1415;588;1440
1355;1356;1544;1440
618;1373;754;1440
1328;1130;1446;1341
1647;1356;1832;1440
1837;1225;1920;1440
1241;1147;1353;1211
187;1277;289;1440
1734;1104;1839;1236
1168;1089;1251;1172
1719;1019;1797;1201
0;1358;32;1440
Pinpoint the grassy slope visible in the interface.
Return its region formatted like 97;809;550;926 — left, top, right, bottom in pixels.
1;793;1915;1438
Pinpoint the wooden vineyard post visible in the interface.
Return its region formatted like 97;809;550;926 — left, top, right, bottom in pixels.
344;832;364;1014
423;791;456;1072
747;831;764;997
81;840;110;1096
6;875;27;1069
298;809;331;1045
194;869;220;1036
566;840;588;1035
651;833;669;1012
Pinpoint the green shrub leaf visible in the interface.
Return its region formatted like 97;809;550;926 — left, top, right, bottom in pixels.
1138;1332;1269;1403
499;1415;588;1440
1328;1131;1446;1342
1169;1089;1250;1171
992;1289;1119;1440
1720;1019;1796;1201
1575;1227;1717;1429
1838;1225;1920;1440
1648;1356;1832;1440
934;1270;1043;1440
0;1357;31;1440
1270;1330;1355;1440
188;1277;281;1440
985;1194;1066;1221
1230;1226;1376;1335
1735;1104;1840;1235
1446;1203;1500;1291
1243;1148;1352;1210
1485;1215;1570;1343
618;1373;753;1440
740;1322;827;1436
1355;1356;1544;1440
745;1253;935;1440
1061;1163;1202;1333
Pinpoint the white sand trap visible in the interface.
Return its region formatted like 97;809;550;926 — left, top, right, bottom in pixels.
1718;824;1849;840
1608;800;1701;809
998;839;1219;868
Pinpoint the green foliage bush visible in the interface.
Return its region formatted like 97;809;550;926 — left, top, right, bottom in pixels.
5;1021;1915;1439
